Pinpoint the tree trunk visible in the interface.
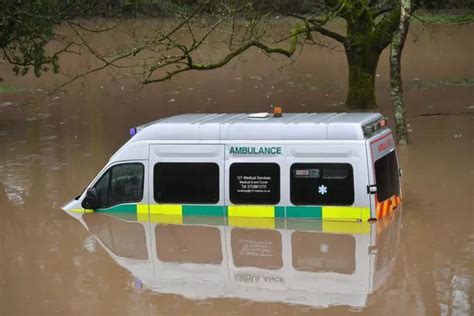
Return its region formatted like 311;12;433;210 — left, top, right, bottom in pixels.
346;50;380;109
390;0;412;145
341;2;401;110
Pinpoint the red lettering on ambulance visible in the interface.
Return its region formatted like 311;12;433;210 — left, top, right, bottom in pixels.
378;139;393;152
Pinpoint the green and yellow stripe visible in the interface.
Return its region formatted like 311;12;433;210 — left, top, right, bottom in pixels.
71;204;370;221
70;204;372;233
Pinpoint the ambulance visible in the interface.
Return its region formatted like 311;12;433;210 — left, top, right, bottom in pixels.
63;111;401;221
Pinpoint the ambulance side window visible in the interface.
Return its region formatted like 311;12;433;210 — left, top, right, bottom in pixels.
290;163;354;205
94;171;110;207
229;163;280;205
154;163;219;204
375;151;400;202
94;163;144;208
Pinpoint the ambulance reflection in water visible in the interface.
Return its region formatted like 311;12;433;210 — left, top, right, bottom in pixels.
68;210;401;309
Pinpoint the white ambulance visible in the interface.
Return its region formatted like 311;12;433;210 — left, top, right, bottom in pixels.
63;112;401;221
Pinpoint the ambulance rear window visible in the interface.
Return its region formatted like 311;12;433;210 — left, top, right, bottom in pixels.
290;163;354;205
154;163;219;204
375;151;400;202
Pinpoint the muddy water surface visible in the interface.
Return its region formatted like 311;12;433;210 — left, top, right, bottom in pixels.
0;22;473;315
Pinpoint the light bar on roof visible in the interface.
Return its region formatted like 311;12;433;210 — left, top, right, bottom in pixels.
362;118;387;138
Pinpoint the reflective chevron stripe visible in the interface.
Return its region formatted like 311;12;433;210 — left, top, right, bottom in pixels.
376;195;401;219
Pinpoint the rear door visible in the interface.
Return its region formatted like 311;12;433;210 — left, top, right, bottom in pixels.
148;144;226;219
367;132;401;219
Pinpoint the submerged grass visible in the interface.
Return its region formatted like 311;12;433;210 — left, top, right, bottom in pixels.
414;11;474;24
0;85;29;95
417;78;474;90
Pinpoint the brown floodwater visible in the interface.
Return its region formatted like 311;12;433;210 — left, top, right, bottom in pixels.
0;21;473;315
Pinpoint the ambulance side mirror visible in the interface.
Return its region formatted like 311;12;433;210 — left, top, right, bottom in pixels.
81;188;99;210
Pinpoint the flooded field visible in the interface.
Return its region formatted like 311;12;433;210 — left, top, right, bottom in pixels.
0;21;473;315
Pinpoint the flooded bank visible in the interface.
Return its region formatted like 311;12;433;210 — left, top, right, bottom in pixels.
0;21;473;315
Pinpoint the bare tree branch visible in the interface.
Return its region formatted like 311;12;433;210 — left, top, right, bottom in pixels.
67;20;118;33
287;13;346;44
309;25;346;43
54;4;207;90
143;38;299;84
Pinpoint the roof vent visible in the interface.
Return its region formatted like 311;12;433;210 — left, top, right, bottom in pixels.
248;112;270;119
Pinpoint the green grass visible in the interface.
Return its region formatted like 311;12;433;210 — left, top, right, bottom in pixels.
417;78;474;90
0;85;29;95
414;11;474;24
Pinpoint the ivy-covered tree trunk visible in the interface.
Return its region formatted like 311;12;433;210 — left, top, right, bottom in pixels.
390;0;412;145
346;49;380;109
336;2;401;110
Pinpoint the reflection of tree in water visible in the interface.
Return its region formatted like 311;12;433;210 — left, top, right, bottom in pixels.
398;214;471;315
362;207;471;315
0;181;8;206
0;140;31;206
433;254;472;315
0;172;131;314
0;90;111;207
0;143;117;313
0;83;133;313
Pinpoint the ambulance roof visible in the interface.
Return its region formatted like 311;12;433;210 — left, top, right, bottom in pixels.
131;112;383;142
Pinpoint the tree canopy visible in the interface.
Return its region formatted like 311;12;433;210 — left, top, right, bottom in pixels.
1;0;471;78
65;0;404;109
2;0;73;76
1;0;470;111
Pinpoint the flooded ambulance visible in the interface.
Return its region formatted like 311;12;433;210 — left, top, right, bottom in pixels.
63;112;401;221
